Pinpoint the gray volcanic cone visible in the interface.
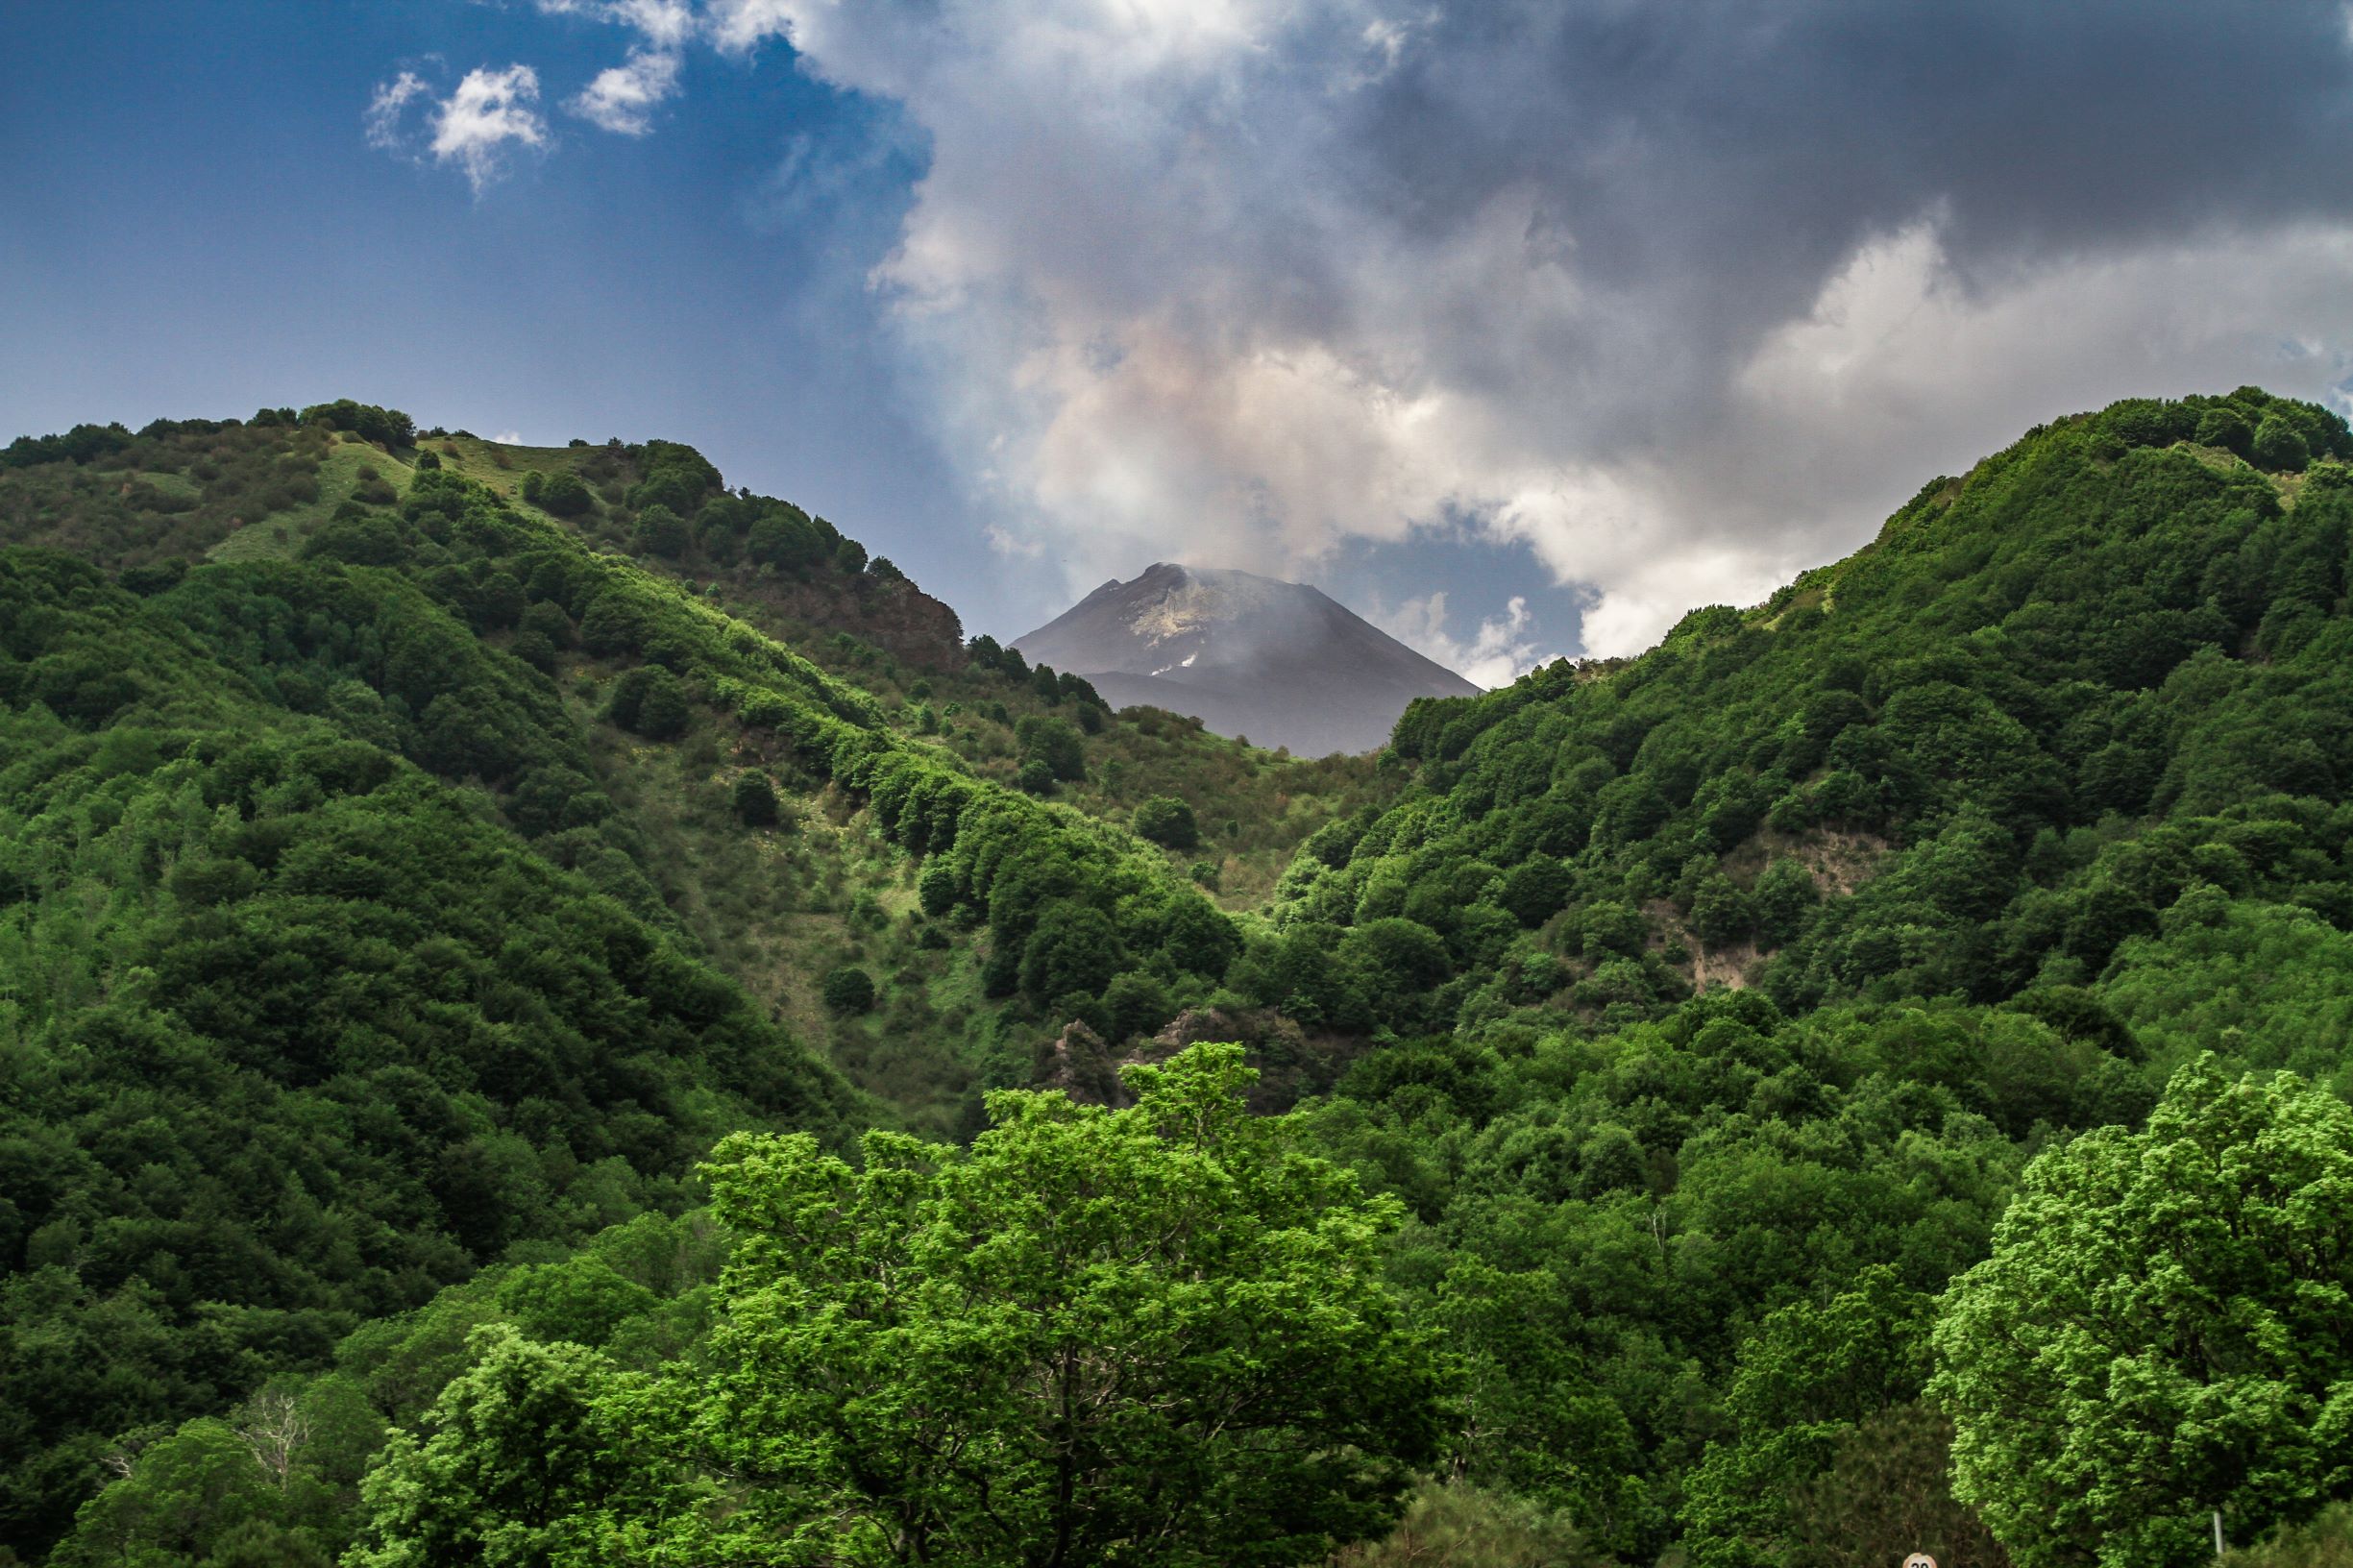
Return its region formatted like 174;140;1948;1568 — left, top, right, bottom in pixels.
1014;563;1480;755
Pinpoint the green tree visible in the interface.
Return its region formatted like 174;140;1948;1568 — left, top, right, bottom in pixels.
918;860;961;918
730;771;779;826
1134;795;1200;849
536;472;593;518
1102;969;1176;1040
1931;1057;2353;1568
627;503;689;559
1017;714;1087;782
2195;405;2253;455
654;1045;1447;1565
348;1327;674;1568
821;966;876;1014
2251;415;2311;474
576;590;644;657
1751;859;1819;949
1019;902;1126;1004
1690;873;1755;951
1681;1268;1946;1568
606;666;689;740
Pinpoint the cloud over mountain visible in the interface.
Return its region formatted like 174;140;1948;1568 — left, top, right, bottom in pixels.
716;0;2353;653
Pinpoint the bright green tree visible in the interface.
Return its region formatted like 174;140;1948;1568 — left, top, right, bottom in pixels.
655;1044;1448;1566
1931;1057;2353;1568
347;1328;675;1568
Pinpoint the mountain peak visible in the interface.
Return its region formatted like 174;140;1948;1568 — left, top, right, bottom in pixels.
1015;564;1477;755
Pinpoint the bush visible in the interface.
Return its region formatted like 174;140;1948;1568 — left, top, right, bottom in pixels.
539;471;594;518
631;504;690;559
2194;405;2252;454
1017;759;1057;796
1133;796;1200;849
821;966;875;1014
2252;414;2311;473
1103;970;1176;1041
918;861;961;918
1017;715;1086;782
731;772;780;827
609;667;691;740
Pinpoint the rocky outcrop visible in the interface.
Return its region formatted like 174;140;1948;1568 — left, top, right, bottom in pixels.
1033;1006;1370;1112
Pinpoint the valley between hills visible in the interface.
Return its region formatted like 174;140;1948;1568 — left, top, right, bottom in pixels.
6;388;2353;1567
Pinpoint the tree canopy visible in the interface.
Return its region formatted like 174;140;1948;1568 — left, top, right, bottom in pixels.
1932;1058;2353;1568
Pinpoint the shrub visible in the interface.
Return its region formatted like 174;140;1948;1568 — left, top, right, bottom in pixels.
821;966;875;1014
1133;796;1200;849
918;861;960;918
608;667;691;740
731;772;780;827
539;472;594;518
1016;715;1087;782
2194;405;2252;454
631;504;690;559
2252;414;2311;473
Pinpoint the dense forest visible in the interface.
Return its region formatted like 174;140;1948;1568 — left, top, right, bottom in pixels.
4;388;2353;1566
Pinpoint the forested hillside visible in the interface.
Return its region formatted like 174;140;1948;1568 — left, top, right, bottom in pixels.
7;388;2353;1567
0;404;1373;1556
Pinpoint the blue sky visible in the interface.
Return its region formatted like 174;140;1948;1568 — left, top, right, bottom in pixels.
10;2;2353;672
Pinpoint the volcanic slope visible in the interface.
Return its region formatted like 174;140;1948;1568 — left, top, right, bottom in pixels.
1016;561;1481;755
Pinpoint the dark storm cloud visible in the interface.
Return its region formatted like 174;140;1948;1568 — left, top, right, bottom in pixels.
1335;0;2353;437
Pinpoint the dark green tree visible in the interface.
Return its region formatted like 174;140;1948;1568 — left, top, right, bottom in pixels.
537;472;593;518
730;771;779;827
1016;714;1086;782
821;966;875;1014
1134;795;1200;849
1019;903;1125;1004
2252;415;2311;474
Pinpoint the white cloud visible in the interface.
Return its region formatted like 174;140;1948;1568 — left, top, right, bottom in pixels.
568;47;682;134
1376;591;1552;689
702;0;798;54
364;71;430;150
490;429;525;444
429;64;551;191
533;0;698;49
371;63;550;191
